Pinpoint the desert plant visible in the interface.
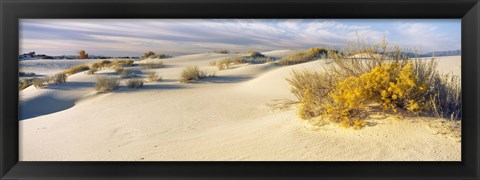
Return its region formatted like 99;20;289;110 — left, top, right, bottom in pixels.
126;78;144;88
286;38;455;128
120;69;135;79
19;79;34;90
64;64;90;75
278;47;328;65
146;71;162;82
149;54;172;59
86;69;97;75
114;66;124;73
141;61;164;69
213;50;229;54
91;60;112;70
32;78;48;89
112;59;134;67
51;73;67;84
95;76;120;92
180;65;212;83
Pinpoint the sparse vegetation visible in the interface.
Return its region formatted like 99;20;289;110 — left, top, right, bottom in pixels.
95;76;120;92
114;66;124;73
213;50;229;54
244;51;265;58
141;61;164;69
64;64;90;75
146;71;162;82
209;60;217;66
216;56;275;70
91;60;112;70
32;78;49;89
287;39;461;129
126;79;144;88
143;51;155;58
51;73;67;84
86;69;97;75
149;54;172;59
279;47;328;65
179;65;214;83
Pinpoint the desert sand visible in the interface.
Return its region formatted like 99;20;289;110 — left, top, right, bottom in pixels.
19;52;461;161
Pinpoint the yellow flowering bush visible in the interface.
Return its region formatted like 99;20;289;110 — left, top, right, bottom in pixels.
296;62;430;128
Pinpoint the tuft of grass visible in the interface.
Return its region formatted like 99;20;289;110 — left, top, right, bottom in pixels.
95;76;120;92
149;54;172;59
216;56;274;70
86;69;97;75
32;78;48;89
120;69;136;79
91;60;113;70
19;79;34;90
64;64;90;75
126;78;144;88
51;73;67;84
279;47;328;65
146;71;162;82
141;61;164;69
114;66;124;73
179;65;213;83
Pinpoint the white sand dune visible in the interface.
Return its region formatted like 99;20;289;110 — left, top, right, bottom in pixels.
19;54;461;161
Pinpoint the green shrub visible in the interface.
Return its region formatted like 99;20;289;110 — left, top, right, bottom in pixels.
279;47;328;65
126;79;144;88
95;76;120;92
64;64;90;75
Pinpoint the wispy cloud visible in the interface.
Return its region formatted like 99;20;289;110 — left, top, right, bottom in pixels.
20;19;460;56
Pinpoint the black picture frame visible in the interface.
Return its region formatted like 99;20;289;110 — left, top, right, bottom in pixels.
1;0;479;179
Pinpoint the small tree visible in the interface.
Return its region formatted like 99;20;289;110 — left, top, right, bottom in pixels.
144;51;155;58
78;50;89;59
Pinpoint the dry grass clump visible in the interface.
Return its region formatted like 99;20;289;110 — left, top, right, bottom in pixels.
91;60;113;70
120;69;137;79
146;71;162;82
32;78;49;89
279;47;328;65
112;59;134;67
216;56;274;70
179;65;214;83
287;39;461;129
86;69;97;75
126;78;144;88
95;76;120;92
19;79;34;90
141;61;164;69
114;66;124;73
51;73;67;84
64;64;90;75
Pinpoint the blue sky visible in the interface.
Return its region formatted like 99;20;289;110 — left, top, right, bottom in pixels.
20;19;461;56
